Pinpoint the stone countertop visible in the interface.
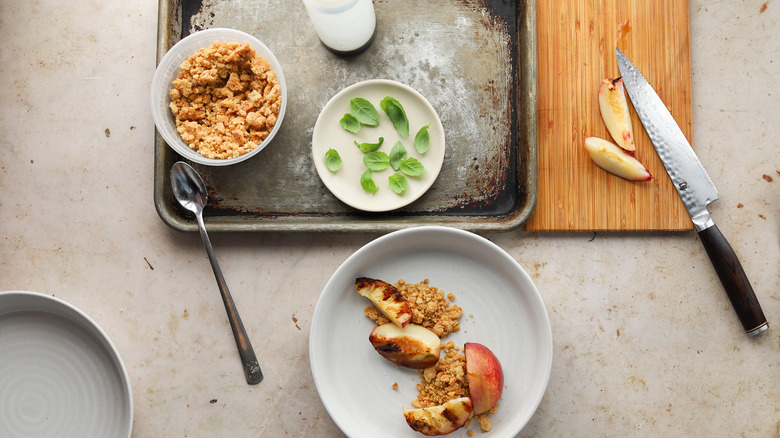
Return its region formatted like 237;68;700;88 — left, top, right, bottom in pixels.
0;1;777;437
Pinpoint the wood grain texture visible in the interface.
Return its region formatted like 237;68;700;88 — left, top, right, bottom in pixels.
525;0;694;231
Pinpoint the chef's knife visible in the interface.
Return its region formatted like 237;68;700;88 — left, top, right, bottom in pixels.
616;48;768;336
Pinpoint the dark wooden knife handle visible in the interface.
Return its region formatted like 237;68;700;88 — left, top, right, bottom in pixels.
698;224;768;335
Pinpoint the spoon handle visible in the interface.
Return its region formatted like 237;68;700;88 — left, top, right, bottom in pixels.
196;213;264;385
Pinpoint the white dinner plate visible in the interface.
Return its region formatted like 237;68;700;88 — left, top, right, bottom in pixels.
0;291;133;438
309;226;552;437
311;79;445;212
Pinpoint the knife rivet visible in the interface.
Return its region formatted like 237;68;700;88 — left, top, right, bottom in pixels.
679;182;688;191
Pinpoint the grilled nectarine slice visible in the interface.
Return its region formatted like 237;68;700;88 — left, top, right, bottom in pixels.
355;277;412;327
369;323;441;369
403;397;473;436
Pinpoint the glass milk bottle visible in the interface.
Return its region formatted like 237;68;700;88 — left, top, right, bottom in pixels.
303;0;377;55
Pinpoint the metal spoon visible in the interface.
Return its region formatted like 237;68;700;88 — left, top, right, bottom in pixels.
170;161;263;385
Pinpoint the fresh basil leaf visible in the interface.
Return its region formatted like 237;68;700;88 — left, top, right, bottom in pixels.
388;173;408;195
360;170;378;194
379;96;399;113
354;137;384;153
349;97;379;126
324;148;342;172
380;96;409;138
339;113;361;133
389;141;407;171
414;124;430;154
400;157;424;176
363;151;390;171
387;102;409;138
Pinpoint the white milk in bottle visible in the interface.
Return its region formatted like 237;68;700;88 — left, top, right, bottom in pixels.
303;0;377;55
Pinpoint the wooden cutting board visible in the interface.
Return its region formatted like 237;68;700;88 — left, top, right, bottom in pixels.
525;0;694;231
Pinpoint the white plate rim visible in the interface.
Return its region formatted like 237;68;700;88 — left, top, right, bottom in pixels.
0;290;133;437
311;79;446;212
309;226;553;438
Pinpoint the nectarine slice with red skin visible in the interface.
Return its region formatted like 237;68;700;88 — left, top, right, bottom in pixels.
584;137;652;182
464;342;504;415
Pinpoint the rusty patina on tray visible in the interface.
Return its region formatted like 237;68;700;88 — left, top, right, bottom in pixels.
153;0;536;232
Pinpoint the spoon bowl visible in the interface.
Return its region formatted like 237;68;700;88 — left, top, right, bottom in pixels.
171;162;208;215
170;161;263;385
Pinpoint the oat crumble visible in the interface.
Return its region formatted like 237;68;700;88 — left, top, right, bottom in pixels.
412;342;469;408
169;41;281;159
474;409;495;432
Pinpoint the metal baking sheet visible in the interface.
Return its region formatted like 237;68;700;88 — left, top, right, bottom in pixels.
153;0;536;232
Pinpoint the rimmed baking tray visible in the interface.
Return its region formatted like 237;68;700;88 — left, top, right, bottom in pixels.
153;0;536;232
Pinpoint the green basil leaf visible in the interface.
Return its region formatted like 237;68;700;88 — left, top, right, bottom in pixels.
363;151;390;171
414;124;430;154
389;141;407;171
354;137;384;153
387;102;409;138
388;173;408;195
349;97;379;126
324;148;342;172
339;113;361;133
380;96;409;138
360;170;378;195
379;96;390;113
400;157;424;176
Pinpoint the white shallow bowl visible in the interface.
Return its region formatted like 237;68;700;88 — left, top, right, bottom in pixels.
311;79;445;212
0;291;133;437
151;28;287;166
309;226;553;437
